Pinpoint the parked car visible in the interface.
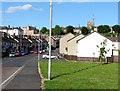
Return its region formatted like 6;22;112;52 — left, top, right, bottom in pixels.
42;54;58;59
39;50;42;54
33;51;38;54
30;51;34;53
25;51;28;55
42;49;46;53
15;51;21;56
21;51;26;56
9;52;16;57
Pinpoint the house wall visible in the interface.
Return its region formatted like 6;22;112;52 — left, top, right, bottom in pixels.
23;26;39;36
112;42;120;56
73;29;81;33
67;35;84;56
24;29;34;35
112;42;120;50
113;50;119;56
8;29;17;35
59;33;74;54
0;29;23;35
77;32;113;58
0;29;7;33
44;36;56;48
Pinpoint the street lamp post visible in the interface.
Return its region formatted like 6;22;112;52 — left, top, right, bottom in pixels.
48;0;52;80
38;29;40;60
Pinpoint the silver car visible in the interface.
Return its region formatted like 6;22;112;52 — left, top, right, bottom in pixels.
9;52;15;57
42;54;58;59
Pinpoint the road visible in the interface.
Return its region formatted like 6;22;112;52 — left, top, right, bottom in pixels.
0;48;63;91
1;54;41;91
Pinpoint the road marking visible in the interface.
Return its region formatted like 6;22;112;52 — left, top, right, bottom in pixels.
0;54;38;90
0;66;24;89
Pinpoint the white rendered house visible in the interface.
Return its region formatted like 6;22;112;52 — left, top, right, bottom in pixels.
77;32;113;58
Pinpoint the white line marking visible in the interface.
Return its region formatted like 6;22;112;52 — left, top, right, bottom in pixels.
0;54;37;90
0;66;24;89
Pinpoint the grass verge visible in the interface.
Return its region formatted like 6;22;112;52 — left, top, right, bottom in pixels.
39;60;118;89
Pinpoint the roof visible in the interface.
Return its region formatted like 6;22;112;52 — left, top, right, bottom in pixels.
0;26;23;31
60;32;74;39
76;31;113;43
67;34;84;42
2;36;16;43
107;37;120;42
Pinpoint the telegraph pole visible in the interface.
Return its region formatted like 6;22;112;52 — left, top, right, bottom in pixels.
48;0;52;80
38;29;40;60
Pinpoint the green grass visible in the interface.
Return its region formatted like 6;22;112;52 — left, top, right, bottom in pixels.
39;60;118;89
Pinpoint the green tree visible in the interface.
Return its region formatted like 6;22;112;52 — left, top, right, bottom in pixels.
52;28;55;35
81;26;90;35
97;39;109;64
40;27;48;34
97;25;111;34
52;25;63;36
66;25;74;34
46;29;49;35
112;25;120;34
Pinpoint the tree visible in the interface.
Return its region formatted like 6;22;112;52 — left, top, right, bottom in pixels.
52;25;63;36
97;39;109;64
112;25;120;34
97;25;111;34
40;27;48;34
81;26;90;35
66;25;74;34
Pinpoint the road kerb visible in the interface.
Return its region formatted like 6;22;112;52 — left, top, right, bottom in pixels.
38;61;47;90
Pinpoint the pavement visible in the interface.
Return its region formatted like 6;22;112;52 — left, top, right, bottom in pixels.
1;54;41;91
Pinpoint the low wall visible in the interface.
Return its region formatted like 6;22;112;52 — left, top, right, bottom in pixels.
113;56;120;63
64;54;77;60
60;54;119;63
77;57;99;62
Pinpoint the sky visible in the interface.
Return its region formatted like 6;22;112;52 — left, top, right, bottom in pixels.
1;1;119;29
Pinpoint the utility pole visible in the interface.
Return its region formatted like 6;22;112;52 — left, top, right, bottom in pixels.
38;29;40;60
48;0;52;80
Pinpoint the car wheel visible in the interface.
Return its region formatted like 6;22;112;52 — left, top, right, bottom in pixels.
54;57;57;59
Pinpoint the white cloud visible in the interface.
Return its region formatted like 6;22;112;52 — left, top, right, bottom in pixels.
6;4;44;13
6;4;32;13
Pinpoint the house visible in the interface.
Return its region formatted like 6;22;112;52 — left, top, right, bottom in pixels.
77;32;113;62
73;27;82;34
66;34;84;60
23;26;39;36
107;36;120;56
2;32;18;57
59;33;74;55
0;26;24;36
87;21;95;29
44;36;58;49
